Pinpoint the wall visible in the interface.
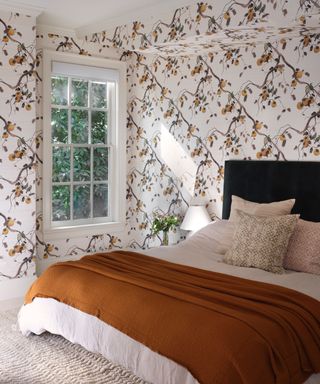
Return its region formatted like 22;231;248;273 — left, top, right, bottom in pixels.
33;0;320;256
0;11;37;297
123;1;320;247
1;1;319;285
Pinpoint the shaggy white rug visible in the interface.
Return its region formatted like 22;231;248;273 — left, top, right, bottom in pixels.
0;309;147;384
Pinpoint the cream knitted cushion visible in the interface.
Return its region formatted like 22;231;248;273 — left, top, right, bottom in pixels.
229;195;295;222
224;211;298;274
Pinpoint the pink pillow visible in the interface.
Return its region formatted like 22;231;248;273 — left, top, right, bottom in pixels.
284;219;320;274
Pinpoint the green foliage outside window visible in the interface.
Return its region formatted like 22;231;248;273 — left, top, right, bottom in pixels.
51;76;109;221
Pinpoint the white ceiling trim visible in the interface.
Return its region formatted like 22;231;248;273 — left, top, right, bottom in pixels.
0;0;47;17
75;0;194;38
37;23;77;39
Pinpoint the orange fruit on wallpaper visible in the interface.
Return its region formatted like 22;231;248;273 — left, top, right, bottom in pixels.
279;134;286;142
7;123;15;131
295;70;303;79
7;27;15;36
223;12;230;20
199;3;207;13
7;218;15;227
47;244;54;252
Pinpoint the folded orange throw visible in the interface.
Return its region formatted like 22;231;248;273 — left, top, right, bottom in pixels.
25;251;320;384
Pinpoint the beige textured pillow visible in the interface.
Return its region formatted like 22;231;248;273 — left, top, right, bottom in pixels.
284;219;320;274
229;195;295;222
223;211;298;274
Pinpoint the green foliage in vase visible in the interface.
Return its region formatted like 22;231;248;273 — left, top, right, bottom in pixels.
151;214;180;235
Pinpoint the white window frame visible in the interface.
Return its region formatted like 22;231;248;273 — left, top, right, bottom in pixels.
42;50;126;240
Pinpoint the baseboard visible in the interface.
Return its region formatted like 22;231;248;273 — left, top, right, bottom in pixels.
0;276;36;302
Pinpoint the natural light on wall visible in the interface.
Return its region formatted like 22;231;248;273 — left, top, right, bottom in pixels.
160;123;197;198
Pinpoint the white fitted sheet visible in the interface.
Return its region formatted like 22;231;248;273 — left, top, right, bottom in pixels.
18;220;320;384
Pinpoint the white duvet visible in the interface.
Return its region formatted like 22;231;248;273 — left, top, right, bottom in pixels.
18;220;320;384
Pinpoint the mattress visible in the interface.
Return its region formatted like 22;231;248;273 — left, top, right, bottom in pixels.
18;220;320;384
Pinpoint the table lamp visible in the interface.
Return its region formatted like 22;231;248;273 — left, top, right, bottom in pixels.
180;205;211;233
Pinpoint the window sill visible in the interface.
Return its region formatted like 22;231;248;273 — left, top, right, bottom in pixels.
43;221;125;241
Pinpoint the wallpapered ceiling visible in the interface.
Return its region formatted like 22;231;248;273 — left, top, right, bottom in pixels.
90;0;320;54
1;0;320;281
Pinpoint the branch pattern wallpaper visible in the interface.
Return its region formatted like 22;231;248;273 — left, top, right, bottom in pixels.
90;0;320;54
0;0;320;282
0;11;37;281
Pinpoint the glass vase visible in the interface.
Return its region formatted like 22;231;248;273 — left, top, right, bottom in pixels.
162;231;169;246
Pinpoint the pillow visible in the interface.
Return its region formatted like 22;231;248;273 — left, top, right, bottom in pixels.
187;220;236;255
229;195;295;222
223;210;298;274
284;219;320;274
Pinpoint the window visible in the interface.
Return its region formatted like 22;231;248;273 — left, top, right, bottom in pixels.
42;51;126;240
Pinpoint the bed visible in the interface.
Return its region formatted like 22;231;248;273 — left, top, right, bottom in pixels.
18;160;320;384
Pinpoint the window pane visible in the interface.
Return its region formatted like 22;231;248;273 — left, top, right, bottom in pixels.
93;147;108;181
92;111;107;144
71;79;88;107
71;110;88;143
74;147;90;181
51;108;68;143
93;184;108;217
52;147;70;182
91;82;107;108
52;185;70;221
73;185;91;219
51;76;68;106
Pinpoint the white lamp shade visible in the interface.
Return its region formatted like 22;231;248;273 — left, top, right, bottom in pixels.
180;205;211;232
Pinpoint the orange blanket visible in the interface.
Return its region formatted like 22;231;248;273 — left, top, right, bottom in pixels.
25;251;320;384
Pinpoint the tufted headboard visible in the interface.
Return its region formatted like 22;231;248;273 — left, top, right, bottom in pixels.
222;160;320;222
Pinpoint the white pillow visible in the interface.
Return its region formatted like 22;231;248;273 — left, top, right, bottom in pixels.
229;195;295;222
186;220;236;254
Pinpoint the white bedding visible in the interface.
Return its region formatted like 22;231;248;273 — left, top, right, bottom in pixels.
18;220;320;384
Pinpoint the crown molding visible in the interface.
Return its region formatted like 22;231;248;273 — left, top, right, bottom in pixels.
0;0;47;17
37;23;76;39
75;0;193;38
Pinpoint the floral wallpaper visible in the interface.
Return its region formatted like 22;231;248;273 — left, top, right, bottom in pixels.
122;1;320;247
0;11;37;281
90;0;320;54
125;35;320;246
1;0;320;282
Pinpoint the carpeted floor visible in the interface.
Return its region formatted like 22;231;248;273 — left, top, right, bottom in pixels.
0;309;147;384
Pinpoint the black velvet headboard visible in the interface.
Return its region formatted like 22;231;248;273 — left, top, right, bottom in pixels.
222;160;320;222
